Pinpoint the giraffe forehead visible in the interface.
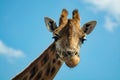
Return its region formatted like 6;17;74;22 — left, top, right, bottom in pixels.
55;20;82;36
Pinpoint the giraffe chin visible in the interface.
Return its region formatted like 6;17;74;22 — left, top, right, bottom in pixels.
65;55;80;68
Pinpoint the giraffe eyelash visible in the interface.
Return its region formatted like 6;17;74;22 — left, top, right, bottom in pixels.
80;38;86;44
80;36;87;44
52;34;61;41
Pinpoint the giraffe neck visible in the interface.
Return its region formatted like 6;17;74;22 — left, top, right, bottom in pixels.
12;42;63;80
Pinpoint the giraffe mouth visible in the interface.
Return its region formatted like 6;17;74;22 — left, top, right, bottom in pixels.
56;49;80;68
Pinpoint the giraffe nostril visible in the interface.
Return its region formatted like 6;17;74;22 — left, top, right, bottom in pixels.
64;53;68;57
75;52;78;55
67;51;72;55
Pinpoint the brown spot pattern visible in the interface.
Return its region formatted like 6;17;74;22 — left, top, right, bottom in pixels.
29;65;38;79
41;55;49;65
51;67;56;74
23;76;28;80
34;71;42;80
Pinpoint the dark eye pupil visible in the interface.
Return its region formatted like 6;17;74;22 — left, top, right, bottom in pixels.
52;34;61;41
81;38;86;44
52;36;59;41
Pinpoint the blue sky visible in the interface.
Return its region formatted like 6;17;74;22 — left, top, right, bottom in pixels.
0;0;120;80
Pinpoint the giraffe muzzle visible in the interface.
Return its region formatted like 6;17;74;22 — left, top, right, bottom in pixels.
65;54;80;68
64;51;80;68
56;49;80;68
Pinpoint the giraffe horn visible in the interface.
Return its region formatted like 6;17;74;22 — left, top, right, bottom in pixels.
59;9;68;27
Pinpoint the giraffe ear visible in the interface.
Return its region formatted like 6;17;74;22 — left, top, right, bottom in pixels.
44;17;57;32
82;21;97;34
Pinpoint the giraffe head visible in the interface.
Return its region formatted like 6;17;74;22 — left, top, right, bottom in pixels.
44;9;97;68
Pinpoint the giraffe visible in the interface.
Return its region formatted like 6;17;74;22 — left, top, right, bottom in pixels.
12;9;97;80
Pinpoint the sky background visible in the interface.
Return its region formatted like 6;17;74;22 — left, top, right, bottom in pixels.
0;0;120;80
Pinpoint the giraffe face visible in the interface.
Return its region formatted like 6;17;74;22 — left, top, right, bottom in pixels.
53;20;85;67
44;9;97;68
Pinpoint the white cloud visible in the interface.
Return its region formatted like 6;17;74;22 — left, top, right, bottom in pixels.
104;16;118;32
84;0;120;32
0;40;25;62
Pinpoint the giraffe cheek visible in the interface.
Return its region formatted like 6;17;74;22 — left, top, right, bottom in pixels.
65;55;80;68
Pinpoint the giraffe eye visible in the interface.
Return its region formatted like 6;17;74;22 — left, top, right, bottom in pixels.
52;34;61;41
53;36;59;41
81;38;86;44
80;36;87;44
